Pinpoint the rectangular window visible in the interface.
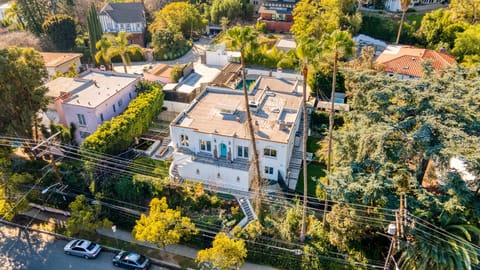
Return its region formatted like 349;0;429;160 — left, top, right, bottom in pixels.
118;99;123;107
264;166;274;175
129;92;132;99
79;131;90;139
113;104;116;113
100;113;104;122
237;146;249;158
180;134;189;146
199;140;212;151
77;114;86;126
264;148;277;158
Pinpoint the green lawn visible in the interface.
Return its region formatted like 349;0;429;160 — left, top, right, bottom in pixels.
296;162;326;197
307;137;323;161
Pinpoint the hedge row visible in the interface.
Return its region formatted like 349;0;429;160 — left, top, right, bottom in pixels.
81;81;164;155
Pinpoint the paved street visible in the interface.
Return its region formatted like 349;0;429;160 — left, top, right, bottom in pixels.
0;224;165;270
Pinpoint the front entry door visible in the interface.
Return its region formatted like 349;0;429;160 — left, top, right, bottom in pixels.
220;143;227;157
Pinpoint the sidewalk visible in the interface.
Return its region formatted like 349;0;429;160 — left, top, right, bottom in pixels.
97;227;278;270
21;209;278;270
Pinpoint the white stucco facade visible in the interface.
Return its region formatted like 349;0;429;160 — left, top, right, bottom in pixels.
169;72;305;193
99;14;146;34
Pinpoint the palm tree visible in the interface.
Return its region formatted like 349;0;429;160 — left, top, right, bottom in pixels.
398;216;480;269
395;0;412;44
323;30;355;224
106;31;145;73
295;37;318;242
225;26;262;213
95;37;113;70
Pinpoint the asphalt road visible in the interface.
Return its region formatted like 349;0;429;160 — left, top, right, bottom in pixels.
0;225;165;270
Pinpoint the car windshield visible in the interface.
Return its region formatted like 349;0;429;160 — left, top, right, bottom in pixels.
86;243;96;251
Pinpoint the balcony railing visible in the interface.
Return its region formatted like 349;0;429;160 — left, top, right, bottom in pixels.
177;147;251;171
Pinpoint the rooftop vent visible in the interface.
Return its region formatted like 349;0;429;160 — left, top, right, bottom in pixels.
403;66;409;70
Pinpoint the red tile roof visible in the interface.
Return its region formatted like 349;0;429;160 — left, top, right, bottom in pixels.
375;45;456;78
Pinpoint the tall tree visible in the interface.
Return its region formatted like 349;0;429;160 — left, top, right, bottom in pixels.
15;0;49;35
196;232;247;270
66;194;112;237
87;3;103;63
449;0;480;24
149;2;204;38
133;197;197;249
42;14;77;51
395;0;412;44
224;26;262;214
105;31;145;73
0;47;48;138
452;24;480;66
323;30;354;224
295;37;318;242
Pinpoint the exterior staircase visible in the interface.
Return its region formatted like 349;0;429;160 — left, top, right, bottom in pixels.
236;197;257;228
286;107;311;190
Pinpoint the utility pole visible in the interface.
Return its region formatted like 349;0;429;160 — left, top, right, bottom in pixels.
384;193;406;270
32;131;63;185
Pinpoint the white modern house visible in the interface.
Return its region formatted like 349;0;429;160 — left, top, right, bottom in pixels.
45;70;141;143
169;67;305;193
98;2;146;46
0;2;10;21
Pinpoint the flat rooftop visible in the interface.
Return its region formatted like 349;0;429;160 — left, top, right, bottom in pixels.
62;70;139;108
40;52;82;68
173;76;303;144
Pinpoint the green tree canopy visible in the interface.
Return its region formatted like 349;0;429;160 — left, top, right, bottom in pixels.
132;197;197;249
42;14;77;51
196;232;247;270
66;194;112;237
209;0;243;25
149;2;204;38
452;24;480;66
291;0;361;41
0;47;48;138
87;3;103;62
104;31;144;73
449;0;480;24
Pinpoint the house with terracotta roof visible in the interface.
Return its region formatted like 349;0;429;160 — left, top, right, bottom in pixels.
99;2;146;46
40;52;83;78
374;45;456;79
143;64;175;84
45;69;141;143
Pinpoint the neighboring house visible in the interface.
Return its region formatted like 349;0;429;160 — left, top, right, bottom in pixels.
158;62;221;122
257;0;298;32
384;0;414;12
169;65;306;193
275;38;296;52
99;2;147;46
40;52;83;78
45;69;140;143
374;45;456;79
143;64;175;84
204;44;240;67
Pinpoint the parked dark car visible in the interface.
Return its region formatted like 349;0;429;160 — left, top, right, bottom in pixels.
112;251;150;270
64;239;102;259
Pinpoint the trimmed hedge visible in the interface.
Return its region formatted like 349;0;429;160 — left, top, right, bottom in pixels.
81;81;164;155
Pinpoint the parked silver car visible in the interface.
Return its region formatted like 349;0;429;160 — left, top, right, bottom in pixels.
112;251;150;270
64;239;102;259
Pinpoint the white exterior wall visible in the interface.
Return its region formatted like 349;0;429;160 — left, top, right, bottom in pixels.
205;49;229;67
46;58;82;77
163;100;189;113
0;3;10;21
61;81;138;144
171;123;292;190
99;14;145;33
174;151;250;192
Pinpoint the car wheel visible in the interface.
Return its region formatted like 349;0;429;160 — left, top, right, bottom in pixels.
113;262;119;267
64;251;70;255
84;255;89;260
